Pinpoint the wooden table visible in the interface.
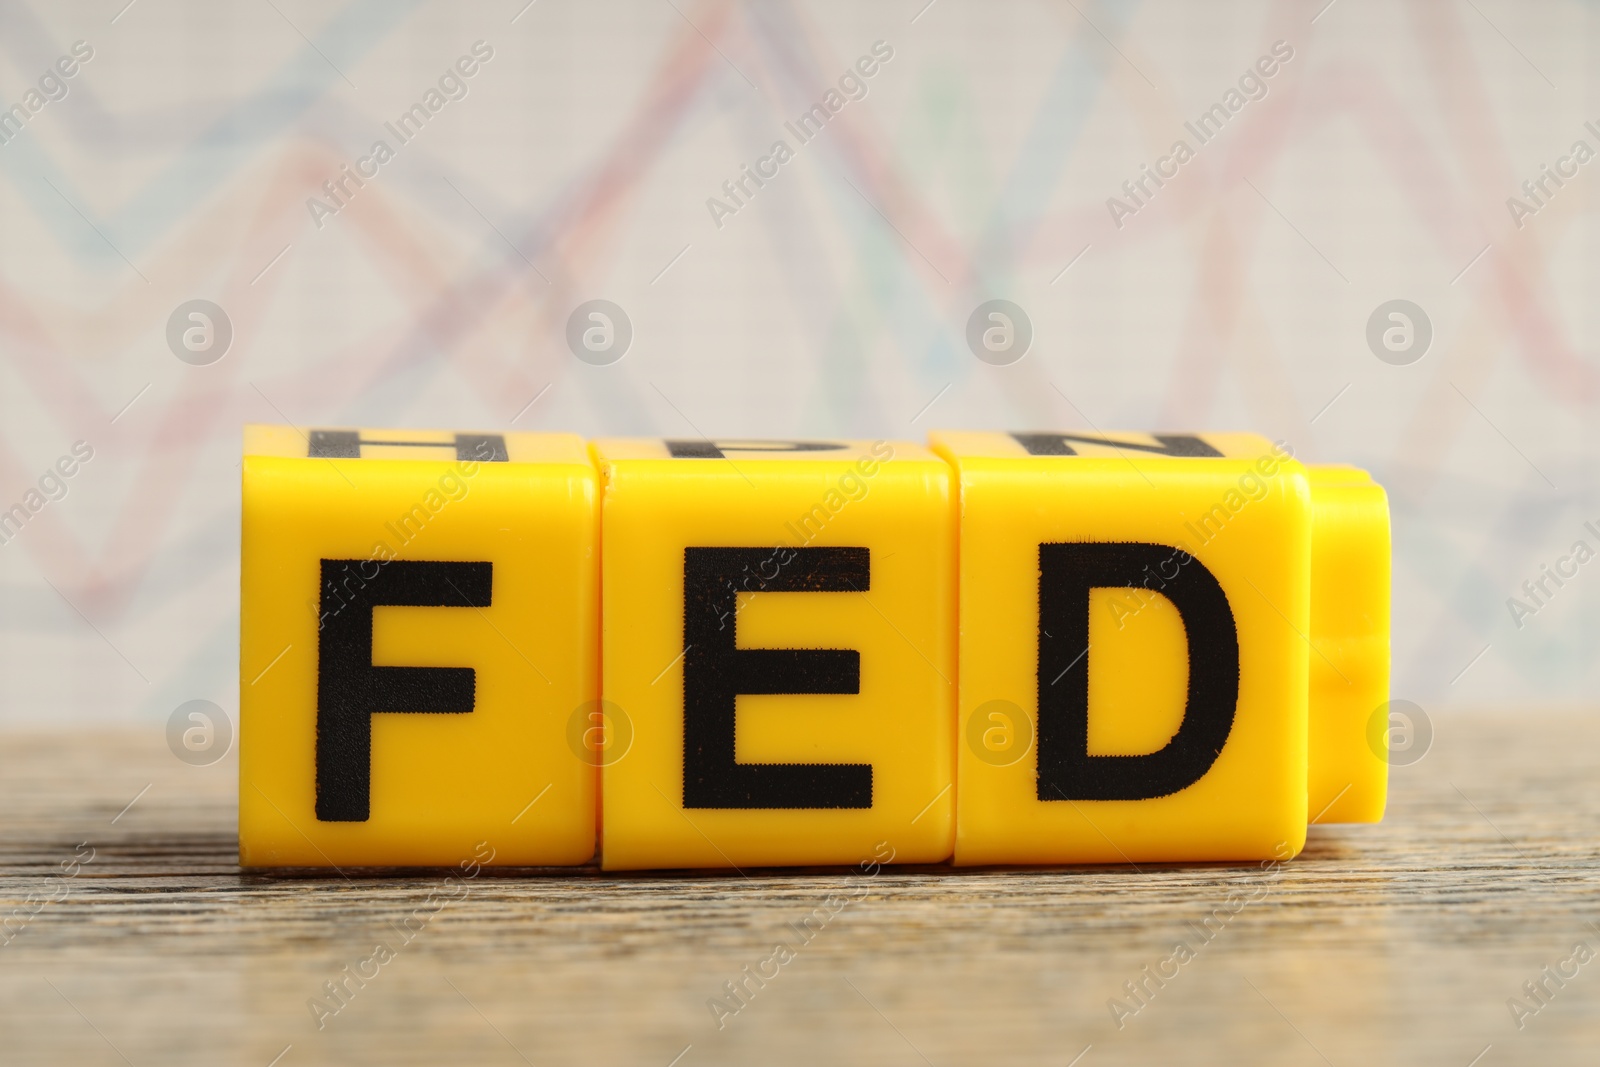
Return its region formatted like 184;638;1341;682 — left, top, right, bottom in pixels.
0;710;1593;1066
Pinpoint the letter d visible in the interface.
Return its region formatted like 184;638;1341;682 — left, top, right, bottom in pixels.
1035;542;1239;801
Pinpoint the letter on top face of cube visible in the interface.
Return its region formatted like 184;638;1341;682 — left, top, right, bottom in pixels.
928;431;1313;866
590;438;955;871
238;426;598;867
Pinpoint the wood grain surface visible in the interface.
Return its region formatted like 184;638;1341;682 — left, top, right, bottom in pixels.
0;709;1594;1066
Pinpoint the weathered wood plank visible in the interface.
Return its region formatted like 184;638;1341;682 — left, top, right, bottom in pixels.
0;711;1593;1065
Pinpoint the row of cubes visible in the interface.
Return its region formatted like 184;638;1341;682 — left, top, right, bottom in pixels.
239;428;1390;870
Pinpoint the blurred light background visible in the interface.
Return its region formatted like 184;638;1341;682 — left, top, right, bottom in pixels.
0;0;1594;726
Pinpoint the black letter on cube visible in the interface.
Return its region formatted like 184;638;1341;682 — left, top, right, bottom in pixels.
1036;542;1238;801
1011;432;1222;458
682;547;871;809
666;440;849;459
316;559;492;822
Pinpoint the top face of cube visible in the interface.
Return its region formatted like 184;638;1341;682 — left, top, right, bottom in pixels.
244;424;590;466
590;437;944;466
929;430;1280;467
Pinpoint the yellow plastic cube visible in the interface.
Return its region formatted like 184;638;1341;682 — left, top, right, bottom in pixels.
591;438;955;870
929;431;1389;866
1307;465;1391;824
239;426;598;867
